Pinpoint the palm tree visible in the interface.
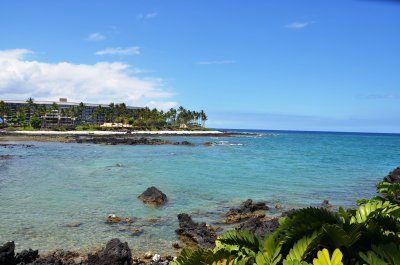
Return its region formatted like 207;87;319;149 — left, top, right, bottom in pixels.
14;107;27;127
92;105;105;124
0;101;9;125
106;102;115;122
200;110;207;128
50;102;59;115
77;102;85;124
25;97;36;122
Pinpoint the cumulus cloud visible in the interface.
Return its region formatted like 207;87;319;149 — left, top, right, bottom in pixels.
95;46;140;56
196;60;235;65
0;49;175;108
86;32;106;41
285;21;315;29
0;49;32;60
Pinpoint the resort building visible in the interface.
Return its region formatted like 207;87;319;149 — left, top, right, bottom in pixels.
1;98;141;127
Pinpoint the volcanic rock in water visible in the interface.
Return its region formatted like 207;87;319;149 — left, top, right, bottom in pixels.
223;199;269;224
29;249;79;265
0;155;13;160
175;213;217;248
138;186;167;206
15;249;39;264
88;238;132;265
322;199;332;210
236;217;280;238
107;214;122;224
383;167;400;183
0;241;15;265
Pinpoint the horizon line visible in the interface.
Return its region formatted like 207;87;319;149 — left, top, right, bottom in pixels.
214;128;400;136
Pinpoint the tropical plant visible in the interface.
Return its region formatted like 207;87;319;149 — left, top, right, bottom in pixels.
0;100;10;125
359;243;400;265
200;110;208;127
25;97;36;121
171;180;400;265
30;114;42;129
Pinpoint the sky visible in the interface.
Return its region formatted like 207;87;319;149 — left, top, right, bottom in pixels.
0;0;399;132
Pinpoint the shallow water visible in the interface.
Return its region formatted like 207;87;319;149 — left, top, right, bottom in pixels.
1;130;400;254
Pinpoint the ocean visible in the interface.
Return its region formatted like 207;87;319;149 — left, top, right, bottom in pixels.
1;130;399;254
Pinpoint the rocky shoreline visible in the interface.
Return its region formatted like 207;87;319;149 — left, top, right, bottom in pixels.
0;130;249;146
1;197;300;265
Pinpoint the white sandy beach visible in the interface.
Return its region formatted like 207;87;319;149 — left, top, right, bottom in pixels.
11;130;223;135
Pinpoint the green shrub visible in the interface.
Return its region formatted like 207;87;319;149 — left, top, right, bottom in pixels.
172;181;400;265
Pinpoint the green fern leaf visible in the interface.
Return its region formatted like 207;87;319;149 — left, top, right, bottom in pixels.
359;243;400;265
216;230;262;254
284;232;318;261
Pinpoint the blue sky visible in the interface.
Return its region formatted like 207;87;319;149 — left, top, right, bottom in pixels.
0;0;399;132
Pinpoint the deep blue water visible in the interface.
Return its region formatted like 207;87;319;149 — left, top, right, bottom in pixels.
0;130;399;254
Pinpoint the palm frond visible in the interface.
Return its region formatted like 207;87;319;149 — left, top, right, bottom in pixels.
284;232;318;262
359;243;400;265
216;230;262;254
255;234;282;265
319;223;363;249
170;248;215;265
277;207;340;255
350;201;391;224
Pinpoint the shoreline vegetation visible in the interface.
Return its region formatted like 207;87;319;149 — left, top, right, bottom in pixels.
0;98;211;132
1;168;399;264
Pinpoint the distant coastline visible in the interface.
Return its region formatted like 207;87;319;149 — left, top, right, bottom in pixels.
2;130;224;136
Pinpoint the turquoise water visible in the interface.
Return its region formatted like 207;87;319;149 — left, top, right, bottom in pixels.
1;130;400;254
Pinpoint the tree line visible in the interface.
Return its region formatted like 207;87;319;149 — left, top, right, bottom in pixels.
0;98;208;130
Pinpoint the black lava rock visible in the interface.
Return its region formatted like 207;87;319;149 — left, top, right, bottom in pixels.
88;238;132;265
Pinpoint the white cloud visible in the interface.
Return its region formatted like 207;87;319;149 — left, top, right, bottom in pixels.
146;100;177;111
86;32;106;41
197;60;235;65
285;21;315;29
95;46;140;56
137;12;158;20
0;49;32;60
0;49;175;108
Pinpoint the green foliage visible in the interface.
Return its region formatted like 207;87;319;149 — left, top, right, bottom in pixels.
255;235;282;265
30;115;42;129
172;178;400;265
216;230;262;254
350;201;391;224
75;124;102;131
312;249;343;265
53;125;66;131
359;243;400;265
283;233;318;262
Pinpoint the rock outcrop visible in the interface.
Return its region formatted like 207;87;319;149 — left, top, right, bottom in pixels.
175;213;217;248
88;239;132;265
0;241;15;265
32;250;80;265
76;136;171;146
222;199;269;224
138;187;167;206
383;167;400;183
15;249;39;264
236;217;280;238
